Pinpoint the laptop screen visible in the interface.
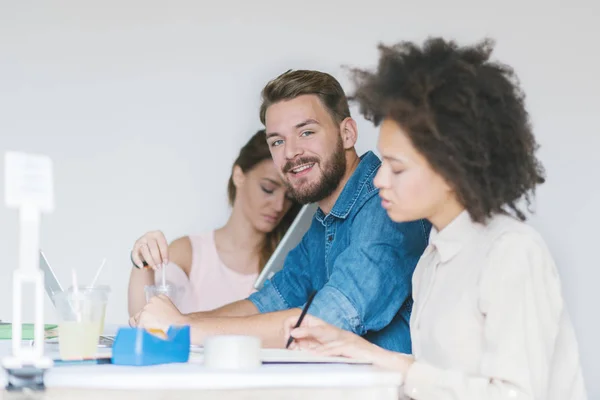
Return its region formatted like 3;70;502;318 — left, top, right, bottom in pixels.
39;250;64;305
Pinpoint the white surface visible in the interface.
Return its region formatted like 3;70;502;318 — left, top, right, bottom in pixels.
42;364;401;390
0;1;598;397
0;341;399;390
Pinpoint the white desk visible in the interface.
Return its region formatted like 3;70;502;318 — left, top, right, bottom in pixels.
0;340;403;399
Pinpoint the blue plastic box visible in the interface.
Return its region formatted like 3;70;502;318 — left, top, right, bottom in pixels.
111;326;190;366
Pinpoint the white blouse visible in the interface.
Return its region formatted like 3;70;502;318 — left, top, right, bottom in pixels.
403;211;587;400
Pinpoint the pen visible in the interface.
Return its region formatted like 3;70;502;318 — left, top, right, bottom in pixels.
285;290;317;349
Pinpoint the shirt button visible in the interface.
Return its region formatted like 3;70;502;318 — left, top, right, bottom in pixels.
328;235;333;242
411;388;418;395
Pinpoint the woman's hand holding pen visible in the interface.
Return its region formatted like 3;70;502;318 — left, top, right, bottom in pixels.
282;314;415;374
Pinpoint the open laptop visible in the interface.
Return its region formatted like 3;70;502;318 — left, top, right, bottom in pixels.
254;203;318;290
39;250;115;347
39;250;63;306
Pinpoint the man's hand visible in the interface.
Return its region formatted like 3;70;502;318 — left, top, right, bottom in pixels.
129;295;188;331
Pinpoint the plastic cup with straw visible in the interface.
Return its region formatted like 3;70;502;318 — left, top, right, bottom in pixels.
145;262;174;302
72;258;110;338
53;269;105;359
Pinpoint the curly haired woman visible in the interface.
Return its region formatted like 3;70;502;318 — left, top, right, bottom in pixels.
283;38;587;400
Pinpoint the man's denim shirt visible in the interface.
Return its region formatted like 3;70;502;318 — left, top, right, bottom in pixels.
248;151;431;353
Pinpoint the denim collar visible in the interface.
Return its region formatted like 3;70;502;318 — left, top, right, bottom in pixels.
315;151;381;223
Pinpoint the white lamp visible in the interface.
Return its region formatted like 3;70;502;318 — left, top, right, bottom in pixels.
2;151;55;389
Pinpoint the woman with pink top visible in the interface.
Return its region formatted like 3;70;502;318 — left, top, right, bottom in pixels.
128;130;300;316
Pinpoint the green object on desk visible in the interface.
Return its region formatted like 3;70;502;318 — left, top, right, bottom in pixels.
0;323;58;340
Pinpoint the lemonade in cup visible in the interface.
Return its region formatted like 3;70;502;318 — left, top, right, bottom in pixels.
52;290;105;359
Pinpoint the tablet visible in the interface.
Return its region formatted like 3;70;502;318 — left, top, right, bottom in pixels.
39;250;64;306
254;203;318;290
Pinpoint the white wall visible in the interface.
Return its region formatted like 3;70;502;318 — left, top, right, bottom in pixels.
1;0;598;395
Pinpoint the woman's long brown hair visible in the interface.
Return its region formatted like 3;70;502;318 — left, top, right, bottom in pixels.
227;130;301;272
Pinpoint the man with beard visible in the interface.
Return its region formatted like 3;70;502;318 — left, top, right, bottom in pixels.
130;70;431;352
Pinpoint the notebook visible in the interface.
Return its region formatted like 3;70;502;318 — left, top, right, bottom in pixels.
188;347;371;365
0;323;58;340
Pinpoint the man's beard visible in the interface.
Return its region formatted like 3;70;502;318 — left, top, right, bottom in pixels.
282;137;346;204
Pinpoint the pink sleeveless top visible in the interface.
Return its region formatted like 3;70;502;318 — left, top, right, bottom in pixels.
160;231;258;314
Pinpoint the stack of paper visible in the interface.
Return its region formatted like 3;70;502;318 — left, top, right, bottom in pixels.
188;347;371;365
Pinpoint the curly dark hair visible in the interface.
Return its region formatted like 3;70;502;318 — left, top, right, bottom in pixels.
349;37;546;223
